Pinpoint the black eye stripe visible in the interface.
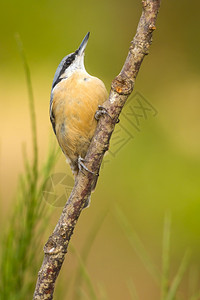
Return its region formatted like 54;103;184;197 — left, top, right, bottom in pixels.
52;50;78;89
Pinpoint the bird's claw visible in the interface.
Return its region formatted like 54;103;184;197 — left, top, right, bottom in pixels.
95;105;120;123
78;156;99;176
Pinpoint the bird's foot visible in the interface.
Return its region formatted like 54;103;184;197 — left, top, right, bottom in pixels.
78;156;99;176
95;105;120;123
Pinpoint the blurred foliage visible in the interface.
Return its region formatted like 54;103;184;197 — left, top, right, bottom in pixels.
1;0;200;299
0;37;58;299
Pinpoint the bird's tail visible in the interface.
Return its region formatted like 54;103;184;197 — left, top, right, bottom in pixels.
71;157;99;209
83;174;98;208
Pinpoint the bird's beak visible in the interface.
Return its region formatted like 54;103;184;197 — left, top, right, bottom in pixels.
77;32;90;56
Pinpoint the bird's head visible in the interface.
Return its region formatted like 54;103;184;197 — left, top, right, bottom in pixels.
52;32;90;90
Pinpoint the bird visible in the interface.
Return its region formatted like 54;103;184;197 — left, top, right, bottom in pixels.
50;32;108;207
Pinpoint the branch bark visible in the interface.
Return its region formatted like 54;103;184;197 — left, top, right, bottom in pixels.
33;1;161;298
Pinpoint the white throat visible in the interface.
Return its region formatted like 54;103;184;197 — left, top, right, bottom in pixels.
62;54;88;79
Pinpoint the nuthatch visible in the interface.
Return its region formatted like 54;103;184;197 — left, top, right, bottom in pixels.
50;32;108;207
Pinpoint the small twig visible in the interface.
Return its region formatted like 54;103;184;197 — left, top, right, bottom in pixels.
33;1;161;298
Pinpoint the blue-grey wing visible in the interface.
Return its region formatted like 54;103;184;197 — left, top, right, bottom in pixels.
49;54;70;135
50;92;56;134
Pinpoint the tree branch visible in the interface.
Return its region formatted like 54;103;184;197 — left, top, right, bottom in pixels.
33;1;161;298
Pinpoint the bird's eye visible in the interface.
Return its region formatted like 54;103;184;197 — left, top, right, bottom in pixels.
64;53;76;69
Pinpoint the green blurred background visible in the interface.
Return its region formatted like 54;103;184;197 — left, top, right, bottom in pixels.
1;0;200;299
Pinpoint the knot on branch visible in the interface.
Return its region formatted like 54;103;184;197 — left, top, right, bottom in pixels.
44;237;63;255
111;75;133;95
149;24;156;31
